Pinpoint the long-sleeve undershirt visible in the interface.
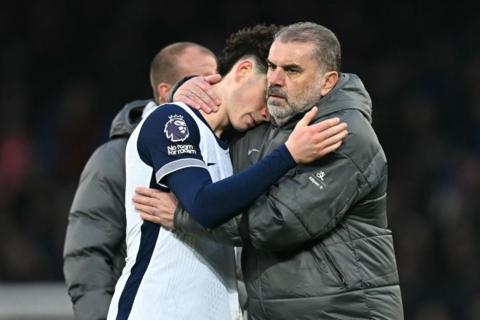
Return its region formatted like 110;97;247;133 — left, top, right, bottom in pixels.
166;144;295;228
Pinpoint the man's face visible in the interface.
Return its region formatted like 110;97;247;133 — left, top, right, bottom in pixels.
266;41;323;126
178;47;217;78
229;72;269;132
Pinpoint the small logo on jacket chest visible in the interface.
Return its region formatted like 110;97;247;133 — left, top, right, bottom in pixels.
309;170;327;190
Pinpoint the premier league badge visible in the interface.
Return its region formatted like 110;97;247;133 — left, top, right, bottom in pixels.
164;114;189;142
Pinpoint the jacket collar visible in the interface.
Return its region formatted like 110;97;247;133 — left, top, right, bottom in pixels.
109;99;153;138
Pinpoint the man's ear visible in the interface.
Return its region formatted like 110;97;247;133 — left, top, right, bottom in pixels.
157;83;172;103
234;59;254;82
320;71;339;96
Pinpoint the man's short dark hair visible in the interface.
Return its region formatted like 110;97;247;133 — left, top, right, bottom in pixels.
217;25;279;76
149;42;216;102
275;22;341;72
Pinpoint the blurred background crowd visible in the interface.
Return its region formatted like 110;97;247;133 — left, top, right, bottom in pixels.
0;0;479;319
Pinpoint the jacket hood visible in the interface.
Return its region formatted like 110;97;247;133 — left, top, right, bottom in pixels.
279;73;372;129
109;99;153;138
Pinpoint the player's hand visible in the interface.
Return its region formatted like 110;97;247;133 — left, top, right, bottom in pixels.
133;187;178;230
173;74;222;113
285;107;348;164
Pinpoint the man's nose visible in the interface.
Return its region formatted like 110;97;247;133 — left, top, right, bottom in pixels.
268;68;285;86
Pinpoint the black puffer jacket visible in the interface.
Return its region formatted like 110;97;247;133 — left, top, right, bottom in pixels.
63;100;149;320
176;74;404;319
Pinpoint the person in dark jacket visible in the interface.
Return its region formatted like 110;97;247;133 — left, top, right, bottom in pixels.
137;22;404;319
62;42;217;320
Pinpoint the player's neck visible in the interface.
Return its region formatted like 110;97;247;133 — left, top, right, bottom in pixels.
199;82;229;138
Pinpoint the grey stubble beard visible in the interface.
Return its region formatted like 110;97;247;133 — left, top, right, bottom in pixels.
267;79;322;126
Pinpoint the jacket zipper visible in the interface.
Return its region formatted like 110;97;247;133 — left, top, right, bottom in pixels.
320;244;348;288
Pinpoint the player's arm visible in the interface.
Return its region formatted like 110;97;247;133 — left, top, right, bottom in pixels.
63;139;127;320
132;187;243;245
139;106;347;229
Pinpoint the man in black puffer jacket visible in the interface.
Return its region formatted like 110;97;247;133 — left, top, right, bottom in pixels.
226;71;403;319
62;42;217;320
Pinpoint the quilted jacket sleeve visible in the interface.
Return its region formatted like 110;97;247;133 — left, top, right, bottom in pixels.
63;138;127;320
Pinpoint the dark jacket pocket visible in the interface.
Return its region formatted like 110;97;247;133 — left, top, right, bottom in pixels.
312;244;348;289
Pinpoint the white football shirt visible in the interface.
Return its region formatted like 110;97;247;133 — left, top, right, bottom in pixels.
107;102;241;320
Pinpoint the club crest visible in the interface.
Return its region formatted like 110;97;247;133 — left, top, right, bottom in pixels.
164;114;189;142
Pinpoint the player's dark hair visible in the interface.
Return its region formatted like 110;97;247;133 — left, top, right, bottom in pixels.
217;24;279;76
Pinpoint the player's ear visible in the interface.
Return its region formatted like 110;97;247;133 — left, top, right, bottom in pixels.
234;59;254;82
320;71;339;96
157;83;172;103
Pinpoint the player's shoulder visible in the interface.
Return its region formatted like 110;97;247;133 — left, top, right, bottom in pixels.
140;103;200;144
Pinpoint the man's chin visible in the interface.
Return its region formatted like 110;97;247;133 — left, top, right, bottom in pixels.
268;108;296;127
267;102;284;114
